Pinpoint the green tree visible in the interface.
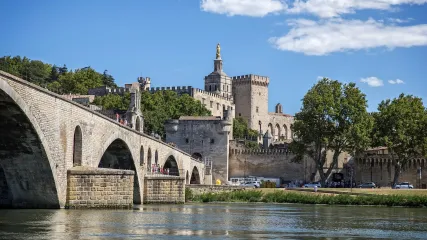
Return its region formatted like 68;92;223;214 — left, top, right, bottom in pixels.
92;92;131;110
58;67;103;94
372;94;427;186
233;117;258;140
102;70;117;88
140;91;211;137
290;78;373;186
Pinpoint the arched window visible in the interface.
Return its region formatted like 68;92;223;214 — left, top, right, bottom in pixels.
283;124;288;139
140;146;144;166
73;126;82;167
155;150;159;164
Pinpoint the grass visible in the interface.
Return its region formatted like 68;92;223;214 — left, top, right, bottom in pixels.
296;188;427;196
185;188;427;207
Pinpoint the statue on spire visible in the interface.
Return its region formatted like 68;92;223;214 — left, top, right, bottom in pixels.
216;43;221;59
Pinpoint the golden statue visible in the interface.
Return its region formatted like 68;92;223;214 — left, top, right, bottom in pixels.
216;43;221;59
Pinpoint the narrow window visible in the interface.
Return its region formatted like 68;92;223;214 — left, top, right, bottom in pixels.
210;101;213;108
210;139;215;144
186;138;189;143
256;107;259;113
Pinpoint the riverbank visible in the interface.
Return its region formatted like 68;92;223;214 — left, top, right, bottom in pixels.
185;188;427;207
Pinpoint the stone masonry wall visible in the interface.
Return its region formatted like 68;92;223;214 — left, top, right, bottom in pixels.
144;176;185;204
66;167;134;209
193;88;235;119
229;150;315;183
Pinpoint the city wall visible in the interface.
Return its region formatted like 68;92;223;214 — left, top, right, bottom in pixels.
229;149;315;183
354;157;427;188
65;167;134;209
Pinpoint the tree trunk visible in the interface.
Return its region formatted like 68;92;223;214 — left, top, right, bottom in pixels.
392;163;401;187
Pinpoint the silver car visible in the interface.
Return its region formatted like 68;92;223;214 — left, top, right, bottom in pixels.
394;182;414;189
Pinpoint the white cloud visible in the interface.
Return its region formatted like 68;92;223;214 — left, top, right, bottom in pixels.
286;0;427;18
360;77;384;87
200;0;427;18
269;18;427;55
200;0;287;17
388;79;405;84
387;17;414;23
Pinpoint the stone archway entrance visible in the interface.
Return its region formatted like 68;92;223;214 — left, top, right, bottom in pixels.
164;155;179;176
190;167;200;184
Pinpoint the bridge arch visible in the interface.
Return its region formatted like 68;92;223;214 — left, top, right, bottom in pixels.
190;166;201;184
73;126;83;167
164;155;179;176
0;80;60;208
98;138;141;204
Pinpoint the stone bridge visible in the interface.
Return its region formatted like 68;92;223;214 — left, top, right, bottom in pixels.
0;71;206;208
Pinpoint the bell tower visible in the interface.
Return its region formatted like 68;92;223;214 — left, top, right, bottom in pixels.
204;43;233;99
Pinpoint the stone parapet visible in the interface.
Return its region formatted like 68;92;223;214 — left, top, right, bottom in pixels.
144;175;185;204
66;167;134;209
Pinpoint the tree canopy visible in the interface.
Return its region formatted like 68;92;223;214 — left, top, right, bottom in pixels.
140;91;211;137
0;55;117;94
290;78;373;186
372;94;427;186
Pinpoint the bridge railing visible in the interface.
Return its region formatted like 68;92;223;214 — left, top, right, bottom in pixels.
145;168;184;177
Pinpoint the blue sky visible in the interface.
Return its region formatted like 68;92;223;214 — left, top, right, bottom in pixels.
1;0;426;114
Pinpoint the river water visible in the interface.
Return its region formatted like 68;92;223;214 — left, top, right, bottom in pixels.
1;203;426;239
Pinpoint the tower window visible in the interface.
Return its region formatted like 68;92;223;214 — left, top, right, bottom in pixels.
210;101;213;108
210;138;215;144
239;113;241;116
209;85;212;91
217;103;220;110
256;107;259;113
185;138;189;143
215;85;217;91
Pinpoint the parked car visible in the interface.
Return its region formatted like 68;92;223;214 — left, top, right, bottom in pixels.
304;182;321;188
241;181;260;188
358;182;376;188
394;182;414;189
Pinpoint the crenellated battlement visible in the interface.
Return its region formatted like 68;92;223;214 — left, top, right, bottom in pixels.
194;88;233;102
230;148;292;155
149;86;193;95
232;74;269;87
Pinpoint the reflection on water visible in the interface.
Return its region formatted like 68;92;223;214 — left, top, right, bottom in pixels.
1;203;427;239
